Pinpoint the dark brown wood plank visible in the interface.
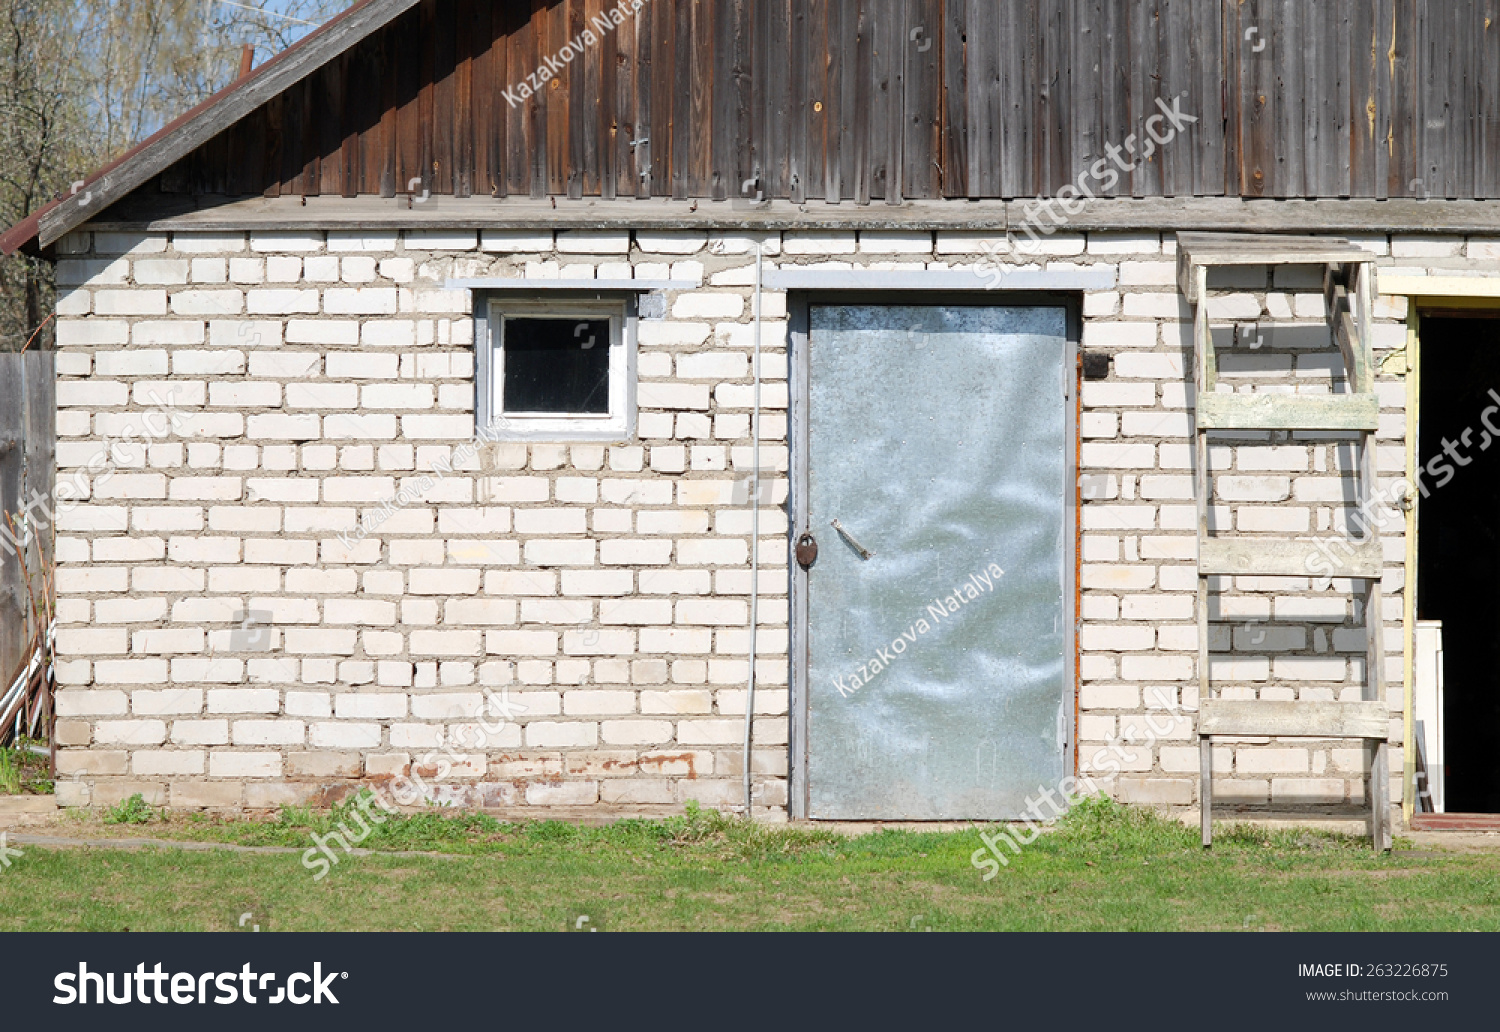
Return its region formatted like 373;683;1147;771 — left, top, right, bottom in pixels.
1127;0;1159;197
903;0;940;198
964;0;996;196
685;0;714;200
463;0;491;197
432;0;459;197
1044;0;1072;196
1392;0;1419;196
1484;0;1500;196
1068;0;1098;200
1456;0;1479;198
940;0;967;198
603;0;629;200
1417;0;1447;197
832;0;858;201
788;0;810;202
670;0;692;198
193;121;229;195
882;0;905;202
1096;0;1129;198
648;0;674;196
276;82;301;193
600;0;618;201
1221;0;1241;196
573;0;597;199
1270;0;1303;197
508;2;539;198
632;1;654;198
1468;0;1487;198
1389;0;1416;197
715;0;746;201
392;6;422;196
1189;0;1224;196
544;0;570;196
297;75;322;196
804;0;829;200
1331;0;1352;197
1242;0;1272;197
1157;0;1190;197
1303;0;1324;196
997;0;1027;197
1349;0;1377;197
262;92;285;197
316;59;344;196
417;0;437;200
766;0;792;199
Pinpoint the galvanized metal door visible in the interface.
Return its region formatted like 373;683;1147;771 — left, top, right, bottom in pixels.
795;303;1073;819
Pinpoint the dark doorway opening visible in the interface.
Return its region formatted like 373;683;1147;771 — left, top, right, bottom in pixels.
1417;315;1500;814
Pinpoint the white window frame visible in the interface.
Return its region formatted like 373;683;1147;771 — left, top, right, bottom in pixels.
476;296;636;441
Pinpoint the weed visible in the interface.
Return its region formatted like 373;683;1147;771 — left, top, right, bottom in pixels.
103;793;159;825
0;749;19;795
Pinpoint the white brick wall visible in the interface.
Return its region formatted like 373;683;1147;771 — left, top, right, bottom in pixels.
49;224;1454;822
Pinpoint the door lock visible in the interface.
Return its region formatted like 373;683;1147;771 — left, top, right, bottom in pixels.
795;532;818;568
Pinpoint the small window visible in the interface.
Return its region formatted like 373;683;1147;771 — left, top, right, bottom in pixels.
478;299;634;440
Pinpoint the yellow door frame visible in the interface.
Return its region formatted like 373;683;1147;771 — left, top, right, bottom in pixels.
1378;273;1500;823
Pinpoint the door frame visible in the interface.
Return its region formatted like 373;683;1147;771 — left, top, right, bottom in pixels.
786;292;1083;820
1398;287;1500;821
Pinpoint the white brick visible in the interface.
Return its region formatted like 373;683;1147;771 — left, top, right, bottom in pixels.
286;320;359;345
783;232;857;255
672;293;745;320
251;232;323;253
208;320;281;348
247;289;318;315
557;231;630;254
172;290;244;315
209;752;282;777
481;230;554;252
859;231;932;254
232;720;306;745
173;232;246;254
95;290;168;315
404;230;477;251
635;231;707;254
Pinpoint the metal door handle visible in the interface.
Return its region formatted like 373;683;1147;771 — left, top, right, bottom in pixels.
829;519;874;560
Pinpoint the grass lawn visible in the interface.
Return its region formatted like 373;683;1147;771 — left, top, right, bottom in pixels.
1;797;1498;932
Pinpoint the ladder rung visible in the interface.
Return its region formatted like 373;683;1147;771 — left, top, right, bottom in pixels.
1198;536;1382;578
1198;700;1388;739
1196;392;1379;431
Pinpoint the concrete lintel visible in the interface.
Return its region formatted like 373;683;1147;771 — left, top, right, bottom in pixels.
761;268;1117;292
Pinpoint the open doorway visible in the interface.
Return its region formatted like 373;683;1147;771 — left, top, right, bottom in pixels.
1416;314;1500;814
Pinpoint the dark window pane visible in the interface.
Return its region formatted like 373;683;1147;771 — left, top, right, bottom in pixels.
502;317;611;414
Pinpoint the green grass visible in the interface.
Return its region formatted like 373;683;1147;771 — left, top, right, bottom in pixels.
0;741;51;795
2;797;1497;932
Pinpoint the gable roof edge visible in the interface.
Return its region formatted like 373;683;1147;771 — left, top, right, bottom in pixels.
0;0;420;257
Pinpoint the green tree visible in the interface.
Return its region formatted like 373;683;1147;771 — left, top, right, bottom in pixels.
0;0;348;352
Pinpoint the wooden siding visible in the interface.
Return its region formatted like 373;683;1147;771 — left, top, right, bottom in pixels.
153;0;1500;203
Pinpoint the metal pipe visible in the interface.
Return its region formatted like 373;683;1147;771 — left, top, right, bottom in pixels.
742;241;764;819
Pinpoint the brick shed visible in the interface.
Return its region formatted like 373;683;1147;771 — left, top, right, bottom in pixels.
6;0;1500;836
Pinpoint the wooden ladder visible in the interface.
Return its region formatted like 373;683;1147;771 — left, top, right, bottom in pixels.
1177;232;1391;852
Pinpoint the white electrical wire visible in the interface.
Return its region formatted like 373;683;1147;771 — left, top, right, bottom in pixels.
742;241;764;818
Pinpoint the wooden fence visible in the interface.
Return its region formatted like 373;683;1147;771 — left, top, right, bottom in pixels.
0;351;55;745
